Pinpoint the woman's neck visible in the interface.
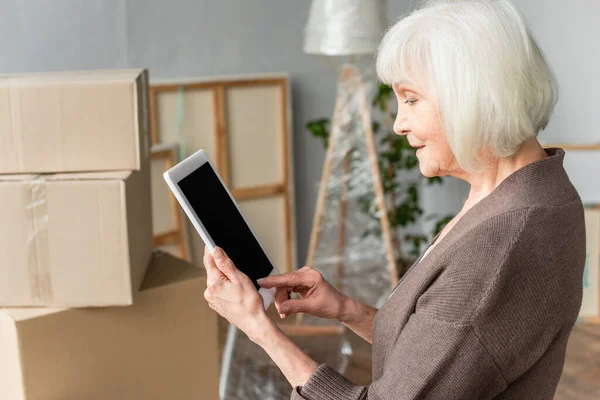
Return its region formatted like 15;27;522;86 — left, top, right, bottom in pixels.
459;138;549;211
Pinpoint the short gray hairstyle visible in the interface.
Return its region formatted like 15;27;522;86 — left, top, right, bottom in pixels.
376;0;559;172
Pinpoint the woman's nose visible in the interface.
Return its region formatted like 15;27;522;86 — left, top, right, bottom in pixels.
394;110;409;135
394;115;408;136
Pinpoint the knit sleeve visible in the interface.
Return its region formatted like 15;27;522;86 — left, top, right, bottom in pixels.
290;314;506;400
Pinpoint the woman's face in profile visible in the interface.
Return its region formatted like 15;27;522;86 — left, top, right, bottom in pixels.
392;80;458;178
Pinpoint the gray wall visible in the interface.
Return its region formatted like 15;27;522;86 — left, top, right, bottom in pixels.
1;1;598;266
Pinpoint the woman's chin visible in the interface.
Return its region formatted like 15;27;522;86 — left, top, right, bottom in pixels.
420;169;438;178
418;160;440;178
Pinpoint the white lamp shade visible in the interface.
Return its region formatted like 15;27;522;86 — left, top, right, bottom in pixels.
304;0;387;56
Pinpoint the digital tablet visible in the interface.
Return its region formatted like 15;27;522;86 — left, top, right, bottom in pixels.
163;149;277;310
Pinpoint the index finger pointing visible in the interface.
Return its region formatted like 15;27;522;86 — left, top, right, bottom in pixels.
257;271;313;289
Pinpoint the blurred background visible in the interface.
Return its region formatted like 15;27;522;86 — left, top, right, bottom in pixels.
0;1;598;399
1;1;599;263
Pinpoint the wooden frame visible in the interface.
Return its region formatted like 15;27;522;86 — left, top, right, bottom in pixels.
547;144;600;323
149;75;296;273
151;143;189;260
581;204;600;323
541;143;600;151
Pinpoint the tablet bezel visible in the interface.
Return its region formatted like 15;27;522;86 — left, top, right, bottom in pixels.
163;149;277;309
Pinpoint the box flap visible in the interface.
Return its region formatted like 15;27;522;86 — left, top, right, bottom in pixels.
0;252;204;319
0;308;66;322
0;311;26;399
140;251;206;291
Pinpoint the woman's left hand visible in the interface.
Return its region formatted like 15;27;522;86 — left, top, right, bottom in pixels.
203;246;271;343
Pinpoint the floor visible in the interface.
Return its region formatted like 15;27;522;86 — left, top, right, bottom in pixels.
554;323;600;399
218;317;600;399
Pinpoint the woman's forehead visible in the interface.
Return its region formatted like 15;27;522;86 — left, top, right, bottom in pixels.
392;64;429;90
393;79;426;93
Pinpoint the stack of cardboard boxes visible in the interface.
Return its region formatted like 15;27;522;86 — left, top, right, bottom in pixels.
0;70;219;399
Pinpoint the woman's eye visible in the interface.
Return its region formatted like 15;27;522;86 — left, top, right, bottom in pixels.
404;99;417;106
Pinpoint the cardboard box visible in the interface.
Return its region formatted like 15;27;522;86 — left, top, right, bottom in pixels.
0;252;220;400
0;69;149;173
0;167;153;307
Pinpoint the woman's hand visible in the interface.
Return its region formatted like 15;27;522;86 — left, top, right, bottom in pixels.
203;246;271;343
203;247;320;387
257;266;348;320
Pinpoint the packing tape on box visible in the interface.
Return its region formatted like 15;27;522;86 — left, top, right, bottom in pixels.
24;177;53;302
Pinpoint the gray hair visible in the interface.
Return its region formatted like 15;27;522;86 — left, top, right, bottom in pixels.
376;0;559;172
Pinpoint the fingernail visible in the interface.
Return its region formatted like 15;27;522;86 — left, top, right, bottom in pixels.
214;247;224;259
279;313;286;319
256;278;264;283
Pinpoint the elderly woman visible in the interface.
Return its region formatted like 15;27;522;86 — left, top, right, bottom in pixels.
203;0;586;398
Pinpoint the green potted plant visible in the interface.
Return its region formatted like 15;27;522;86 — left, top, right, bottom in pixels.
307;83;454;278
